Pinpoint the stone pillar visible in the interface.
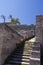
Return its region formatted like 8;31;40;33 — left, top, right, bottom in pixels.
30;15;42;65
36;15;43;61
36;15;43;65
36;15;43;44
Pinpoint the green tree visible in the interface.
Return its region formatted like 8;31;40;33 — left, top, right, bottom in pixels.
9;15;20;25
14;18;20;25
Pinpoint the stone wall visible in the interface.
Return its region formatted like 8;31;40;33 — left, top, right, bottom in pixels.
36;15;43;65
36;15;43;43
30;15;41;65
0;24;24;65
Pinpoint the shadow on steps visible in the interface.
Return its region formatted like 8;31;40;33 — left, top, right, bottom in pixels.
3;35;35;65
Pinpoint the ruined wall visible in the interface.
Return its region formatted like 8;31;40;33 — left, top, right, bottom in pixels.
0;33;3;65
0;24;23;65
1;31;16;64
36;15;43;43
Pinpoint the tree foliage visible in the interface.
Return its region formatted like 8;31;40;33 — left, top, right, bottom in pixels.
9;15;20;25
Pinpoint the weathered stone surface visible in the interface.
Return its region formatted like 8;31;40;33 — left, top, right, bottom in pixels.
0;23;24;65
31;50;40;58
36;15;43;43
30;15;41;65
30;58;40;65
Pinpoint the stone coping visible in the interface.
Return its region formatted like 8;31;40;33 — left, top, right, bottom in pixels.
30;57;40;61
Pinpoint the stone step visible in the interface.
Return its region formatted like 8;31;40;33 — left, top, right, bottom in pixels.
34;42;40;47
16;48;31;51
25;44;34;47
25;49;32;52
16;53;30;56
24;46;32;48
23;52;31;54
12;54;31;58
31;50;40;53
30;57;40;61
25;41;34;43
33;45;40;47
12;54;31;57
4;63;15;65
24;49;32;52
30;57;40;65
16;47;32;50
15;51;31;54
32;46;40;51
15;50;31;52
7;56;30;61
15;50;32;53
17;46;31;51
23;48;32;51
10;58;30;62
15;50;32;54
31;51;40;58
8;60;29;65
12;55;30;59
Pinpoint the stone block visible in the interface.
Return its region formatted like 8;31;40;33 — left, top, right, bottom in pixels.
30;58;40;65
31;51;40;58
32;46;40;51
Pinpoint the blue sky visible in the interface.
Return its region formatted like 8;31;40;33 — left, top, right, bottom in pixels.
0;0;43;25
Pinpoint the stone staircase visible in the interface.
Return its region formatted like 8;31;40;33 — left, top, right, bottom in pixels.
3;38;34;65
30;42;40;65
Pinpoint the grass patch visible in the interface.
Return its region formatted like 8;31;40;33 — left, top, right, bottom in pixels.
7;23;15;26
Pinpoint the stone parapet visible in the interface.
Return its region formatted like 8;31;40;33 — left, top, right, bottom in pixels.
0;24;24;65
